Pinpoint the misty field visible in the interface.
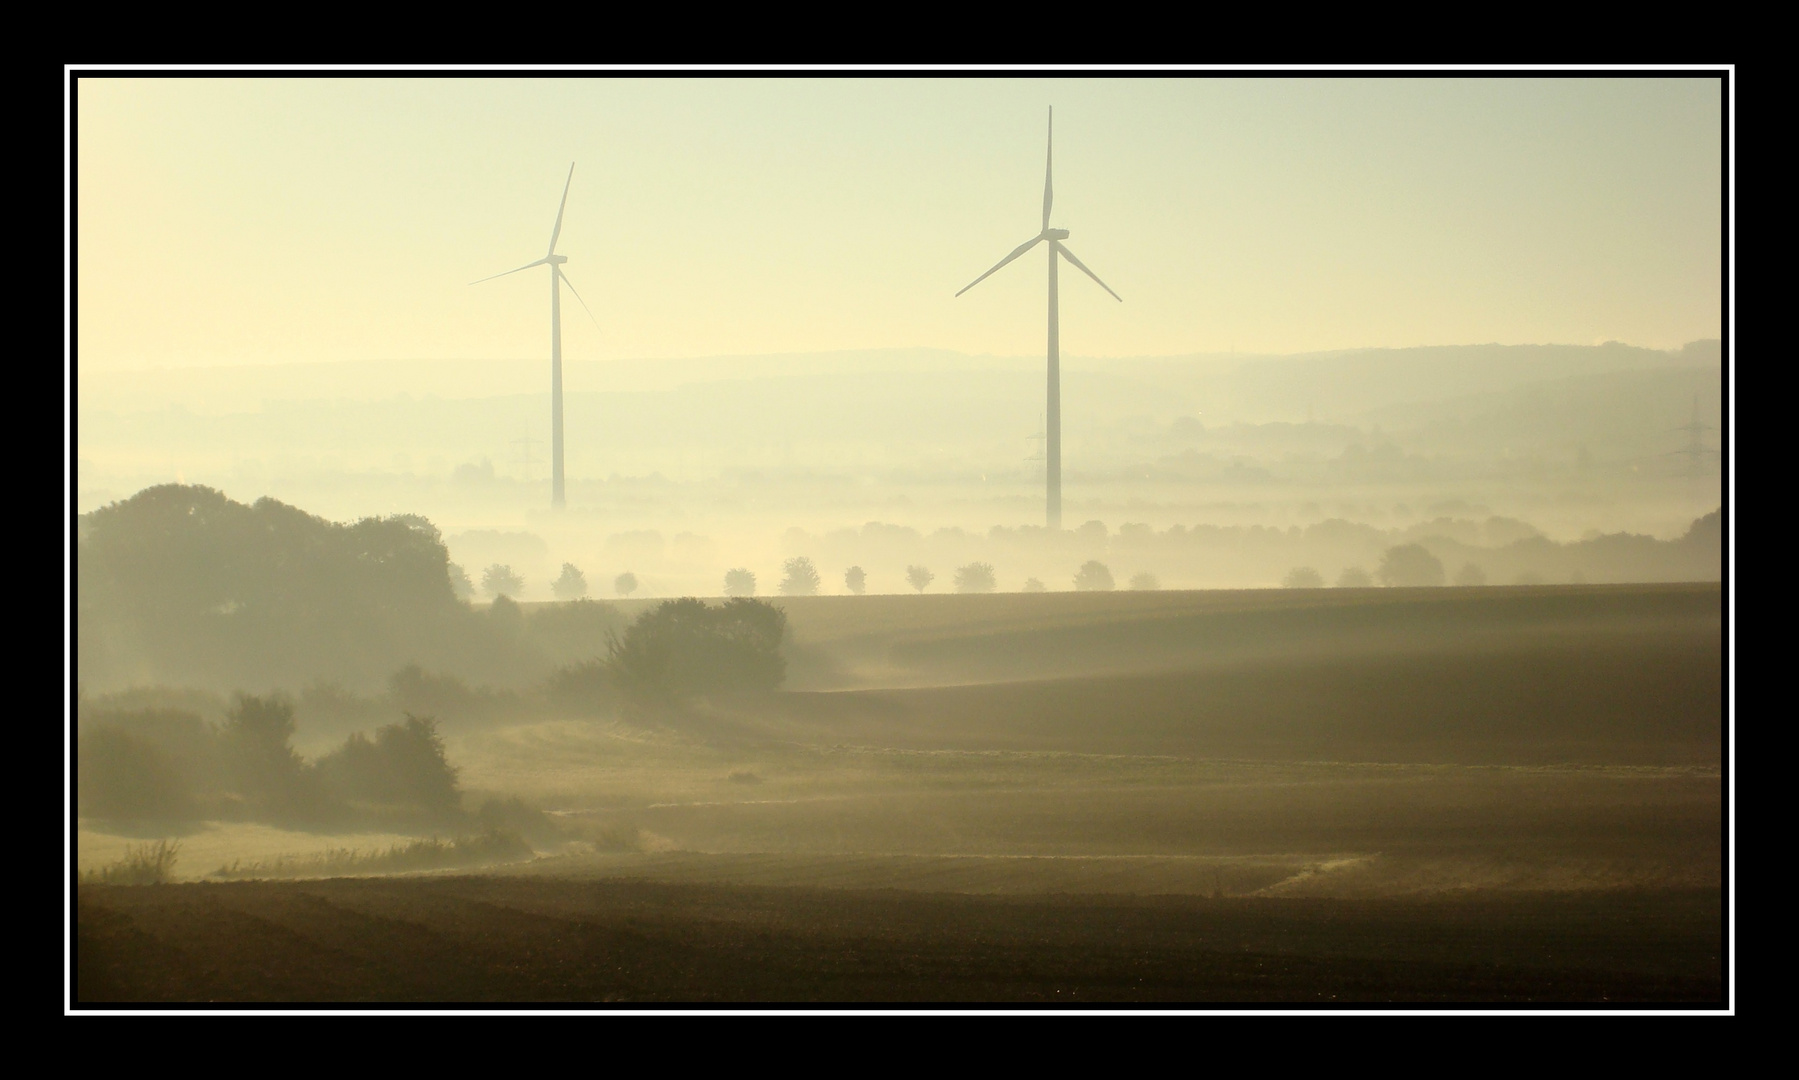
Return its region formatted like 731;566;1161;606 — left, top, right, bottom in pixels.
75;582;1723;1005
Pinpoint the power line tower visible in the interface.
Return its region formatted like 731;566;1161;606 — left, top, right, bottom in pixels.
1025;413;1046;483
511;435;543;484
1667;394;1717;476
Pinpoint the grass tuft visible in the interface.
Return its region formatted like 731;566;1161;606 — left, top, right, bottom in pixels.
81;839;181;886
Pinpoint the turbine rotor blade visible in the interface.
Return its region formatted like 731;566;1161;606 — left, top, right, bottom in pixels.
547;161;575;256
1042;106;1054;233
470;257;550;285
558;268;602;331
955;235;1046;297
1052;240;1122;302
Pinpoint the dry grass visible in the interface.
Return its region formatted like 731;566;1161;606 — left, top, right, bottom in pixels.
208;829;532;880
81;840;181;886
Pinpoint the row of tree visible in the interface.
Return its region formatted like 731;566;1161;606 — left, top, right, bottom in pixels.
1282;543;1563;589
713;558;1160;596
452;562;641;601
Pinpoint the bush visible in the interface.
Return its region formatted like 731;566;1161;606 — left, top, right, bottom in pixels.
552;563;588;600
1377;544;1446;587
1282;567;1325;589
606;597;787;701
954;562;997;593
488;593;524;632
482;564;525;599
724;568;756;597
1455;562;1488;586
1073;561;1115;592
314;714;462;824
906;566;934;593
615;571;638;597
844;566;867;595
1129;572;1160;591
1336;567;1373;588
780;557;821;596
1022;578;1047;593
221;693;323;822
475;796;566;847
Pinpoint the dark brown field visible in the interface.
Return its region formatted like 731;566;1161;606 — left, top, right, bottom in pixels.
77;878;1720;1004
75;583;1726;1006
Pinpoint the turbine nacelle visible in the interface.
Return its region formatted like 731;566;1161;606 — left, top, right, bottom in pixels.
548;254;568;265
1045;228;1070;240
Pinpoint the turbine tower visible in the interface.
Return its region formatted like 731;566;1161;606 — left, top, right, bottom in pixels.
471;163;600;509
1668;393;1718;476
957;107;1121;530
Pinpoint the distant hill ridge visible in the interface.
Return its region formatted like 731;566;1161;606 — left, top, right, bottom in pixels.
81;340;1718;418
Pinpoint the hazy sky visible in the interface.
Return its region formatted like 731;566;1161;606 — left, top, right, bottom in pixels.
77;75;1723;374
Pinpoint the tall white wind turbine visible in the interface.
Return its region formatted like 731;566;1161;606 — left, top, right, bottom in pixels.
956;107;1121;530
471;162;600;509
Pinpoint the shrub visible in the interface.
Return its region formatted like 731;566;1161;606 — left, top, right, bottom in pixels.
488;593;524;632
844;566;867;595
1022;578;1047;593
552;563;588;600
482;564;525;599
1454;562;1488;586
1282;567;1325;589
954;562;997;593
724;568;757;597
780;557;821;596
1129;572;1160;591
1335;567;1373;588
1073;561;1115;591
220;693;324;821
314;714;462;824
1377;544;1446;587
606;597;787;701
476;796;566;847
906;566;934;593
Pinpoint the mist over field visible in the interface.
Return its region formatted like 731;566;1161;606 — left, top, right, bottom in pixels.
72;74;1727;1006
78;339;1722;605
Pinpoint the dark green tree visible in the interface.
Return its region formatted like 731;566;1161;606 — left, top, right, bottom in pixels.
606;598;787;701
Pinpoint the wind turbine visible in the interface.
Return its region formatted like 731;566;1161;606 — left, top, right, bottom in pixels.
957;107;1121;530
471;162;600;509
